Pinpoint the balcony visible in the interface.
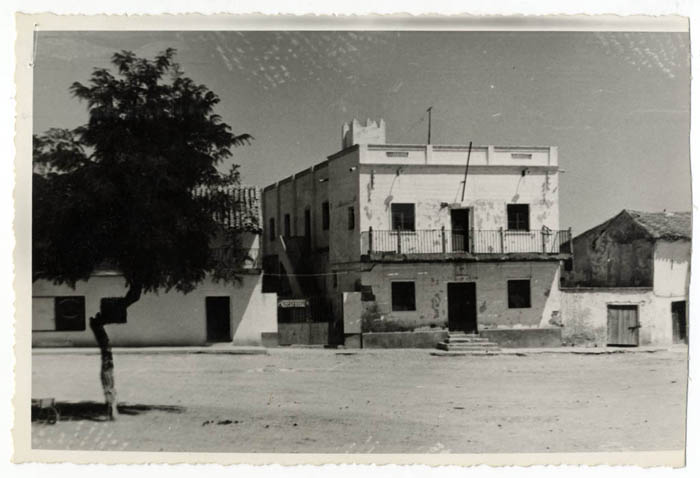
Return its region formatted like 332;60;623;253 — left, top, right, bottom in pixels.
360;228;572;261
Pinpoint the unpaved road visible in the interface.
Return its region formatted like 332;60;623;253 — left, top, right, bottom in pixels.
31;348;687;453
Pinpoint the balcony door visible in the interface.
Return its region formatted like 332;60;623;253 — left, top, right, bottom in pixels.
451;208;470;252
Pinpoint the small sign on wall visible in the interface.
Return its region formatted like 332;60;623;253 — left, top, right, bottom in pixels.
278;299;309;308
454;263;477;280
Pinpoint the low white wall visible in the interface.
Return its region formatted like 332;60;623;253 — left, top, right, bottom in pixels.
232;279;278;346
559;288;680;346
32;273;276;347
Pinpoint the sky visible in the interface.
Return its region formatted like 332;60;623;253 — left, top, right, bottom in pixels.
32;30;691;235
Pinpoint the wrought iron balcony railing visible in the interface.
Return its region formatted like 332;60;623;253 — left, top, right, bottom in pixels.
361;228;572;255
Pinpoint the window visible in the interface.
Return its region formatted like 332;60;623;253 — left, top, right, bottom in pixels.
511;153;532;160
391;203;415;231
284;214;291;237
507;280;531;308
269;218;276;241
564;258;573;272
391;281;416;311
348;207;355;230
507;204;530;231
322;201;330;230
33;296;86;331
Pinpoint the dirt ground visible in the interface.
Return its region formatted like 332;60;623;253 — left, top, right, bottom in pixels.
30;348;688;453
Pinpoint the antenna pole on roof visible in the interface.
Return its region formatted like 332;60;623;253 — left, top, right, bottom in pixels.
426;106;433;144
460;141;473;203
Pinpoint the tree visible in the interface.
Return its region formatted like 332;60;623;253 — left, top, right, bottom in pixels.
33;49;253;419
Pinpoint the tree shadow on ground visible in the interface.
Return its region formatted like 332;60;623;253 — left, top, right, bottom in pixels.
31;401;186;423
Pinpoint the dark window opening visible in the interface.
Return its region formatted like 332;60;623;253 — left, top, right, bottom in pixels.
391;281;416;311
564;258;573;271
55;296;86;331
322;201;330;230
391;203;415;231
508;280;531;308
269;218;276;241
284;213;291;237
348;207;355;230
507;204;530;231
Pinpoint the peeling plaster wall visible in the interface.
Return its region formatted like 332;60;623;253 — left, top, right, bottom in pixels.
358;168;559;234
559;289;676;346
360;261;560;330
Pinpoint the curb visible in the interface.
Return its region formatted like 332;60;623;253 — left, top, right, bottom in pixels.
430;347;673;357
32;346;269;356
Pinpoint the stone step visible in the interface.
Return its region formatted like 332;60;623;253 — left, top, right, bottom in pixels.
436;341;501;352
445;336;490;343
446;342;500;349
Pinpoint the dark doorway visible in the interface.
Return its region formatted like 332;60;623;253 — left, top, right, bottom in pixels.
447;282;477;333
451;209;470;252
607;305;639;346
206;297;231;342
671;301;688;344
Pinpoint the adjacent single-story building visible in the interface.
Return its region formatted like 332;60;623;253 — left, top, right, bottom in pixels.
32;186;278;347
554;209;690;346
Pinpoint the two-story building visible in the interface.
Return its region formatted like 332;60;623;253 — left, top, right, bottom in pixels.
263;119;571;347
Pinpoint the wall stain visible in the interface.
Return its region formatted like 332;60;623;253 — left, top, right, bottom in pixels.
431;292;441;320
363;205;373;221
384;194;393;211
479;301;487;313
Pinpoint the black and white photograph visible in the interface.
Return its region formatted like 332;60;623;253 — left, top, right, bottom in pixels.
12;13;693;467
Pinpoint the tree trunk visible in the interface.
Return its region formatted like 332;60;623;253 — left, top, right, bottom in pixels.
89;315;118;420
89;283;142;421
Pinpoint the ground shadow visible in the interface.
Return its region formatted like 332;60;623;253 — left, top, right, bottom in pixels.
31;401;186;423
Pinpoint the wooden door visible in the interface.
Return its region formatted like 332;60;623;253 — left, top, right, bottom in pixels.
447;282;477;333
451;209;470;252
607;305;639;346
206;297;231;342
671;301;687;344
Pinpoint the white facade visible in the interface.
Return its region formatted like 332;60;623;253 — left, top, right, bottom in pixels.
32;272;277;347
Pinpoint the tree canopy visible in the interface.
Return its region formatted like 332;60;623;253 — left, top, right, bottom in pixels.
33;48;253;297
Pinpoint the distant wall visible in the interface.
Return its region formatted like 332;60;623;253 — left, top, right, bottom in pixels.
559;288;677;346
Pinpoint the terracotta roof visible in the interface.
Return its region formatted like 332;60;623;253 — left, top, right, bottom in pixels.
624;210;691;240
194;185;262;232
